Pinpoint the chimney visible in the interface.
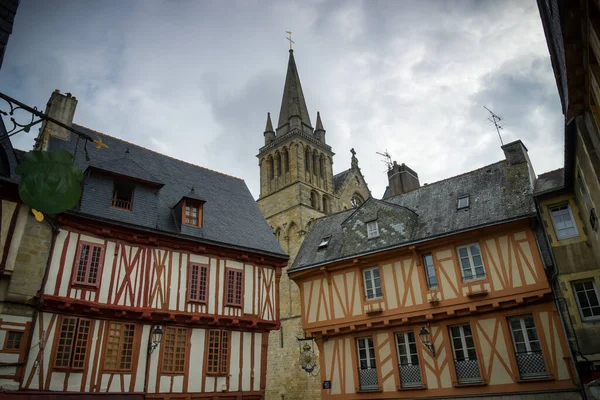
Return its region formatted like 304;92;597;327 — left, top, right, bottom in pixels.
36;90;78;150
501;139;536;186
386;161;420;198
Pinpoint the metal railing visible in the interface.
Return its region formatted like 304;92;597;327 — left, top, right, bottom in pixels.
454;358;482;384
515;351;547;380
358;367;379;391
399;363;422;388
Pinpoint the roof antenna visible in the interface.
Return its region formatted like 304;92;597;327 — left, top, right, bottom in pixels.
376;149;393;171
484;106;505;146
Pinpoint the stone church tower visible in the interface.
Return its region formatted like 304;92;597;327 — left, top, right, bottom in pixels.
257;50;371;400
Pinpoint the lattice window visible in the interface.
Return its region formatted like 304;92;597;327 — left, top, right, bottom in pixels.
183;200;203;227
508;315;547;379
395;331;422;388
362;267;382;300
422;253;438;289
450;324;482;384
456;243;486;281
161;327;187;374
73;242;104;286
207;329;230;375
225;269;243;307
54;317;91;370
112;181;134;210
188;263;209;303
104;322;136;371
356;337;378;390
4;331;23;352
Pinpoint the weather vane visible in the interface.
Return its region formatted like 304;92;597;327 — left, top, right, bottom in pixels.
286;30;294;50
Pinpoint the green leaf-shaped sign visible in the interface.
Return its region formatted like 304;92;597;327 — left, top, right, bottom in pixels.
15;150;84;214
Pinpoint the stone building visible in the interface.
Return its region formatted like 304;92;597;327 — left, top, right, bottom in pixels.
536;0;600;386
288;141;580;400
257;50;371;400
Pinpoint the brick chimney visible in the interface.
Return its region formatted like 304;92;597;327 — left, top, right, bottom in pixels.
501;139;536;187
386;161;420;198
36;90;78;151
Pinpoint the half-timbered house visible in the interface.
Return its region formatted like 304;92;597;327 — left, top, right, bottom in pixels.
14;91;288;399
289;140;581;400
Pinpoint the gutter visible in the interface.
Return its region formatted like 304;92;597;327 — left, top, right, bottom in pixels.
289;213;536;275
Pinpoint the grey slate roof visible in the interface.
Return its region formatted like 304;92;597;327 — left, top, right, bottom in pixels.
47;125;286;257
292;160;537;272
89;155;163;186
534;168;564;195
333;169;351;192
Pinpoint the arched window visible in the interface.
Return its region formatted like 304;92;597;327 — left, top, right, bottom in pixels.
322;196;328;214
276;152;282;177
313;152;318;175
305;147;310;172
284;148;290;173
311;191;318;209
275;228;281;242
351;194;364;208
320;155;326;179
268;156;274;180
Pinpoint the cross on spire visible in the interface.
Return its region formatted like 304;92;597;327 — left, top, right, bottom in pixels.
286;30;295;50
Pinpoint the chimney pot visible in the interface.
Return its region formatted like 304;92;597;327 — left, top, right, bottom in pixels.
385;161;420;198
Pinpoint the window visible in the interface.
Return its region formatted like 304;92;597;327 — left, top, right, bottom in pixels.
310;191;318;209
322;196;329;214
508;315;547;380
225;269;243;307
305;148;310;172
161;327;187;373
54;317;91;370
73;242;104;286
4;331;23;352
104;323;136;371
573;279;600;320
183;200;203;227
395;331;422;388
111;181;134;211
457;195;470;209
422;254;438;289
357;337;378;391
456;243;485;281
283;149;289;174
320;156;326;179
363;267;382;300
313;152;318;176
276;153;282;177
366;221;379;239
549;204;579;240
351;195;363;208
188;263;209;303
318;236;331;249
450;324;481;384
207;329;230;375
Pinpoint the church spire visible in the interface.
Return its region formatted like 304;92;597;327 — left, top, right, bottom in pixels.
277;50;312;135
264;112;275;144
314;111;326;143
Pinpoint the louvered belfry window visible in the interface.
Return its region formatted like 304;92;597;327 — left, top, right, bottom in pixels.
225;269;243;307
73;242;104;286
207;329;230;375
188;263;209;303
54;317;91;370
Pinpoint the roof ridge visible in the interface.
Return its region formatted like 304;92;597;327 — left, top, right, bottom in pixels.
537;167;564;177
385;160;506;201
333;168;351;178
74;123;244;182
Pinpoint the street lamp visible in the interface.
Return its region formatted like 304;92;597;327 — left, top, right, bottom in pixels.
419;327;435;357
148;325;163;354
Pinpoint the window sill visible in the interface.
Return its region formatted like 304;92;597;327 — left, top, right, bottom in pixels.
463;276;487;283
187;299;207;305
516;375;554;383
206;373;230;378
367;235;380;240
224;304;243;309
356;387;382;393
70;283;99;289
452;380;487;388
466;289;489;298
397;384;426;391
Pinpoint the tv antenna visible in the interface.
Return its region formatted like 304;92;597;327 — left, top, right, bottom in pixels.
484;106;505;145
376;150;393;171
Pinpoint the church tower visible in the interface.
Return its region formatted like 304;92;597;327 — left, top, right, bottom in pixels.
257;49;371;400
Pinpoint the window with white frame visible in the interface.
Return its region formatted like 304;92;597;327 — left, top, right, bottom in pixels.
362;267;382;300
356;337;378;390
366;220;379;239
422;253;438;289
318;236;331;249
573;279;600;320
450;324;482;384
508;315;547;380
549;204;579;240
457;195;470;209
456;243;486;281
395;331;422;388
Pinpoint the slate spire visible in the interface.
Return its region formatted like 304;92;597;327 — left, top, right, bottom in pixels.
314;111;326;143
277;50;312;135
264;112;275;144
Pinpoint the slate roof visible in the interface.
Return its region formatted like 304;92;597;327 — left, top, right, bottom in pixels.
47;125;287;257
333;169;351;192
534;168;564;195
89;155;163;186
292;160;537;272
277;50;312;129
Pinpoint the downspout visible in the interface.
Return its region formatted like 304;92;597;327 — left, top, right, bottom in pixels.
533;198;588;400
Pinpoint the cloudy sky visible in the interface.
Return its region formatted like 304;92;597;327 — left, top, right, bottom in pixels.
1;0;563;199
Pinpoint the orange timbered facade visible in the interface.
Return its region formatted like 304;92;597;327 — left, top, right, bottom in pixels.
290;142;581;399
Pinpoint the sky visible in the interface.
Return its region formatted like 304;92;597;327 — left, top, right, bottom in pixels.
1;0;563;199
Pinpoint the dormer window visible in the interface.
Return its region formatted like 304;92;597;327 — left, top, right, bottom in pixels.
112;181;134;211
457;195;470;210
183;199;203;227
367;220;379;239
318;236;331;249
